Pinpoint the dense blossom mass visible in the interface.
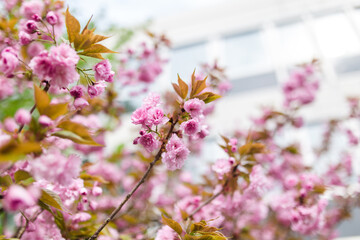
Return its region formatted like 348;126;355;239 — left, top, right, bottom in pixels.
0;1;359;240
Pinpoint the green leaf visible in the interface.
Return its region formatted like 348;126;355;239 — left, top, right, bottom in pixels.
79;173;109;184
53;210;67;234
162;215;183;235
39;189;64;211
0;175;12;188
54;120;102;146
0;236;20;240
203;93;221;104
14;170;32;183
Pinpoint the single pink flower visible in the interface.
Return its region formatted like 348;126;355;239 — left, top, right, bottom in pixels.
93;59;114;82
139;133;159;152
46;11;58;25
161;134;190;170
3;185;39;211
184;98;204;117
0;47;19;77
180;118;200;136
14;108;31;125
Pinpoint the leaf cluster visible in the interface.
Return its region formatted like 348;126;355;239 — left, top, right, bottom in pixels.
161;215;227;240
172;71;221;104
65;8;116;59
34;85;101;146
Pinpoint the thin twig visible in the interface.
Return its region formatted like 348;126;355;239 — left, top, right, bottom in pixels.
88;118;178;240
187;188;225;220
51;25;57;45
17;82;50;134
16;209;44;238
186;162;241;220
16;211;29;238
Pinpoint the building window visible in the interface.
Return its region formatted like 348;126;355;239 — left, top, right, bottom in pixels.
224;29;273;78
274;19;317;66
312;11;360;59
229;71;277;94
170;42;207;79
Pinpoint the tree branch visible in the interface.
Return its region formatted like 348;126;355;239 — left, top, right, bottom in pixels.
186;163;240;220
187;188;225;220
88;118;178;240
16;209;43;238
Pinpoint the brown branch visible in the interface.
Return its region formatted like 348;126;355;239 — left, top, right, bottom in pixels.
186;162;241;220
16;209;43;238
16;211;29;238
187;188;225;220
88;118;178;240
17;82;50;134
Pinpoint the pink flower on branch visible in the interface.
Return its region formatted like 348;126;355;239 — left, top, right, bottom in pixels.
161;134;190;171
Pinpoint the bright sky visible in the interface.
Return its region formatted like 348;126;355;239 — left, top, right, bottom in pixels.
68;0;227;28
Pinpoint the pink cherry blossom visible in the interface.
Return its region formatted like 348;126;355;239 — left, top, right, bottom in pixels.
161;134;190;171
139;133;159;152
4;117;17;132
3;185;39;211
0;47;19;77
148;107;168;125
180;118;200;136
74;98;89;110
14;108;31;125
30;149;82;186
71;212;91;224
27;42;44;57
184;98;205;117
30;44;79;88
143;92;161;107
4;0;18;11
38;115;53;127
155;225;179;240
0;77;14;100
70;85;85;99
19;31;32;45
46;11;58;25
20;0;44;19
212;157;234;179
24;20;37;34
131;107;148;125
93;59;114;82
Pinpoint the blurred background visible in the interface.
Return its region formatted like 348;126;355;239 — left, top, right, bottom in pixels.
70;0;360;238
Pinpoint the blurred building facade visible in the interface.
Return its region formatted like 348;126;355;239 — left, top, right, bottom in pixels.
152;0;360;238
154;0;360;127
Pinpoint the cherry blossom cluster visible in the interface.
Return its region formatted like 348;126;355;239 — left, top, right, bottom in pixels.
283;63;320;108
150;64;360;240
70;59;115;110
1;1;360;240
117;35;169;96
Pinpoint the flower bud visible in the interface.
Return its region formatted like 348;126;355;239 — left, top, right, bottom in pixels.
74;98;89;110
39;115;53;127
46;11;58;25
25;20;37;34
31;14;41;22
15;108;31;125
19;31;32;45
